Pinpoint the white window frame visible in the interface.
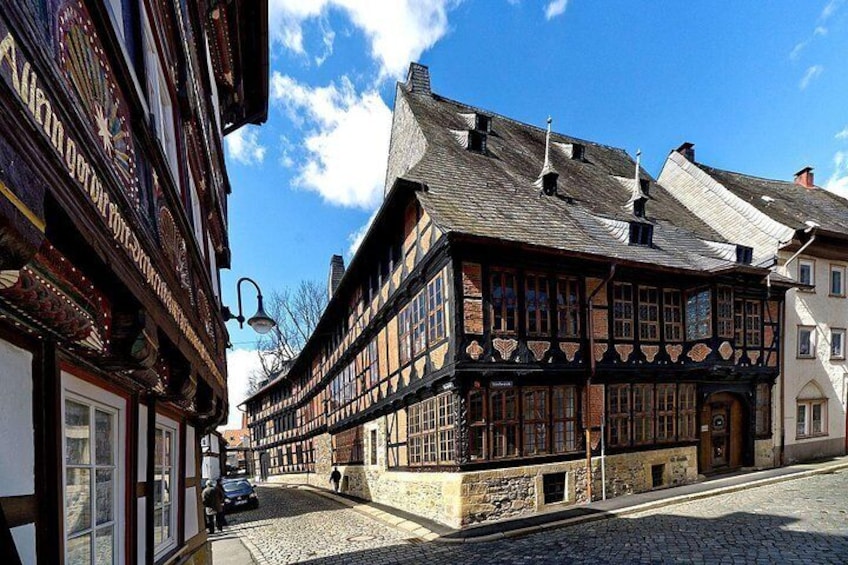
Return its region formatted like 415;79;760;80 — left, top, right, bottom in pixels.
153;414;180;560
796;399;827;438
798;259;815;289
61;371;126;565
831;328;845;360
830;265;845;297
797;326;815;358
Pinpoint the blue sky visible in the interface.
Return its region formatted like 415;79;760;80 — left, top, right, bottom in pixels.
219;0;848;428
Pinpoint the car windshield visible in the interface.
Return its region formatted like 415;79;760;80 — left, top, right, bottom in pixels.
222;480;251;492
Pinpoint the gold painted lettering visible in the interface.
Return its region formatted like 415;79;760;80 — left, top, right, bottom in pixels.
64;138;77;175
0;33;20;94
33;87;51;128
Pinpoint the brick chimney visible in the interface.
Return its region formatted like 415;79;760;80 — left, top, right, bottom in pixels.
241;411;248;429
328;254;345;301
676;142;695;162
406;62;431;95
794;166;815;189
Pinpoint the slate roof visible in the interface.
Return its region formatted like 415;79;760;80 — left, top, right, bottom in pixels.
394;82;762;274
691;163;848;237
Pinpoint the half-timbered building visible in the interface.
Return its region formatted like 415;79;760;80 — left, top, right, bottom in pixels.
660;146;848;463
0;1;267;563
244;63;788;529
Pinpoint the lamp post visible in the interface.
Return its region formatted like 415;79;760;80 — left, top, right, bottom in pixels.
222;277;276;335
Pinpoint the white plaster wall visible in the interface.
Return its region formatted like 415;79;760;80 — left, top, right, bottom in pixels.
184;486;199;539
11;524;35;565
0;339;33;498
778;253;848;452
138;403;148;479
137;496;146;565
186;425;196;478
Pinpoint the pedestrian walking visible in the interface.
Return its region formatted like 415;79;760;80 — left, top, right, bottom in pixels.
215;478;228;530
201;480;219;534
329;466;342;493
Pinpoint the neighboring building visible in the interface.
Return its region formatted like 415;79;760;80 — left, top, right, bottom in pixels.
0;1;267;563
659;146;848;463
244;64;790;529
201;432;225;483
221;423;251;474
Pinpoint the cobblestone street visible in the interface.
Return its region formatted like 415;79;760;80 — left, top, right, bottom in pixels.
218;470;848;565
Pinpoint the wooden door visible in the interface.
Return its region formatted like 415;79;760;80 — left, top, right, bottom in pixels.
699;392;744;474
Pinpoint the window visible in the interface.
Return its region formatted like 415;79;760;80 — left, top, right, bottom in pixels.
745;301;762;347
522;388;548;456
468;130;487;152
686;289;711;340
556;277;580;338
525;275;551;336
334;426;364;464
153;419;178;556
398;306;412;365
831;329;845;360
552;386;578;453
663;290;683;342
427;274;446;343
408;393;456;465
656;384;676;442
543;473;567;504
468;390;486;460
607;384;631;447
755;383;771;436
798;259;814;288
412;291;427;355
638;286;659;341
633;384;654;445
831;265;845;296
629;222;653;246
796;381;827;438
736;246;753;264
716;287;734;339
474;113;492;133
491;270;518;334
734;299;744;345
370;429;378;465
62;375;124;565
798;326;815;358
678;384;698;440
367;339;379;388
613;283;634;339
489;388;519;458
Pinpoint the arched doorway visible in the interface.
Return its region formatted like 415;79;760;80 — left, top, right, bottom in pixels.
699;392;746;474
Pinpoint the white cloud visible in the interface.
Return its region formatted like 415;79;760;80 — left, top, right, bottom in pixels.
544;0;568;20
820;0;843;21
269;0;457;79
814;26;828;36
271;73;392;209
347;208;379;257
825;151;848;198
836;126;848;140
220;348;264;430
789;40;808;61
225;126;267;166
799;64;823;89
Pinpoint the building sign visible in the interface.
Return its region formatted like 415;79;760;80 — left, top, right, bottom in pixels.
490;380;514;388
0;27;223;389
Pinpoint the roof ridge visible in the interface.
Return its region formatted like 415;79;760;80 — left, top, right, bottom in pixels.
696;162;799;188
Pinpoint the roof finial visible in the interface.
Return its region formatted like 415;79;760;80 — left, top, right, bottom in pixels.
535;116;559;194
625;148;648;215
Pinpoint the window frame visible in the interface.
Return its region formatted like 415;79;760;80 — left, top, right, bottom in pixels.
556;277;581;338
796;399;828;439
638;286;660;342
521;387;549;456
830;264;845;297
153;414;180;560
745;300;762;347
678;384;698;441
467;389;487;460
716;286;734;339
61;372;126;565
607;384;631;447
633;384;654;445
685;288;712;341
663;289;683;342
830;328;845;360
489;388;520;459
427;272;447;345
407;392;456;466
551;386;579;454
798;258;815;289
525;274;551;337
490;269;518;335
655;384;676;443
797;326;816;359
613;282;634;339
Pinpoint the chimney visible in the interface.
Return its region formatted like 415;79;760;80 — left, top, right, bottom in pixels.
406;62;431;95
328;254;346;300
241;411;248;429
677;142;695;162
794;166;815;189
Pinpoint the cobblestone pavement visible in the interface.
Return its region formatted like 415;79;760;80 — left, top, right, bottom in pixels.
223;471;848;565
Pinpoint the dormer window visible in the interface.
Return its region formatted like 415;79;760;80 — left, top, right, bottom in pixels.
639;179;650;196
629;222;653;246
541;172;558;196
736;245;753;265
475;114;492;133
571;143;585;161
468;130;487;153
633;199;646;218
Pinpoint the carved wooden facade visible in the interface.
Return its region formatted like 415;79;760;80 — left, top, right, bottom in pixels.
0;1;267;563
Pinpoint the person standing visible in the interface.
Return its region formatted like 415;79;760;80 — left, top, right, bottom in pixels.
201;480;219;534
329;466;342;493
215;478;227;530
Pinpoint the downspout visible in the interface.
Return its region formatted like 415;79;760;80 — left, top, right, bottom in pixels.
585;264;616;502
771;230;816;466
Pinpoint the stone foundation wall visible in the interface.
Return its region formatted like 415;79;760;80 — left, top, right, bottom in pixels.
784;436;846;464
754;438;776;468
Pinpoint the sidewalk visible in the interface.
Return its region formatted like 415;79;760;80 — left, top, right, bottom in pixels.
210;531;257;564
298;455;848;544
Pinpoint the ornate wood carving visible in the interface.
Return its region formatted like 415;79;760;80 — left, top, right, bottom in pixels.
687;343;711;362
641;344;659;363
493;337;518;361
527;340;550;362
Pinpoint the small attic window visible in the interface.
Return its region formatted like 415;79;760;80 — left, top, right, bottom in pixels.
475;113;492;133
736;245;753;264
629;222;653;246
468;130;487;153
542;172;558;196
571;143;585;161
633;199;646;218
639;178;650;195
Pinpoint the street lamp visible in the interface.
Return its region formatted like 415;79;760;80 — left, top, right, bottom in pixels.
222;277;276;334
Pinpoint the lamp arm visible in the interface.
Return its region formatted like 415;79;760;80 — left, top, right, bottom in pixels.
235;277;264;329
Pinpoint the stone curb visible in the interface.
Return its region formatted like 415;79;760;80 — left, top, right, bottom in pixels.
432;460;848;544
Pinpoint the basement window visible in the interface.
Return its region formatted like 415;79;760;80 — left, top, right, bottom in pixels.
629;222;653;246
542;472;567;504
468;130;487;153
651;464;665;488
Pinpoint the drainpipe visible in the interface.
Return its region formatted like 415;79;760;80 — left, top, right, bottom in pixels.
772;229;816;466
585;264;616;502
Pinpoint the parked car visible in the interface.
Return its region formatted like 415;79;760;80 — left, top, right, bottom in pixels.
221;479;258;512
